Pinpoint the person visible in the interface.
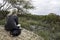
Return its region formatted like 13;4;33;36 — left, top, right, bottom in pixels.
5;8;21;36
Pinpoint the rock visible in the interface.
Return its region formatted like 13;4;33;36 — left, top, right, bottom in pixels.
0;25;44;40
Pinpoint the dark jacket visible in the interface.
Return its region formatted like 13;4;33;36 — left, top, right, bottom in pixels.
5;15;18;30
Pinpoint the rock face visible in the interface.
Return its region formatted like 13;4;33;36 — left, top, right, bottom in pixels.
0;26;44;40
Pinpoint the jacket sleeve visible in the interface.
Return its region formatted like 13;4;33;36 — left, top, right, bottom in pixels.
14;16;18;25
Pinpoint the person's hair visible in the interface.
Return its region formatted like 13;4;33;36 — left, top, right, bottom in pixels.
7;8;18;16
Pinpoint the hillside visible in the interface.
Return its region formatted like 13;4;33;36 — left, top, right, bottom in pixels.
0;13;60;40
0;25;44;40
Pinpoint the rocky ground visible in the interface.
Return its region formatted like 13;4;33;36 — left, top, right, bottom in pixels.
0;25;44;40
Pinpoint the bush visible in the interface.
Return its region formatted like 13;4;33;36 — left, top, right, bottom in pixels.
0;10;9;20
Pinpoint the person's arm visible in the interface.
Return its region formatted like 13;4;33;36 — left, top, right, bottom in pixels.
14;16;18;25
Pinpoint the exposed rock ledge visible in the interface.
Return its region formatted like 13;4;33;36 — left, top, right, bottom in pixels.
0;25;44;40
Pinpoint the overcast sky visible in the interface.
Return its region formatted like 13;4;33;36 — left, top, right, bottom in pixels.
30;0;60;15
0;0;60;15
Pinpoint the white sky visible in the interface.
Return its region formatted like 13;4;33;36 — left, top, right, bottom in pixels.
0;0;3;4
0;0;60;15
30;0;60;15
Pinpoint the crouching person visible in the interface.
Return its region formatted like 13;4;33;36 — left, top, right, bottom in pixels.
5;8;21;37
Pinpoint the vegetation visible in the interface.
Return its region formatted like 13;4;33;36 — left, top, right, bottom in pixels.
0;0;60;40
0;13;60;40
0;0;34;14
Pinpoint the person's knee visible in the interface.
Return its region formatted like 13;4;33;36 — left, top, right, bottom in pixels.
10;28;21;37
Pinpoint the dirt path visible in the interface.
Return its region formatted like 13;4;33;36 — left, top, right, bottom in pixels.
0;25;44;40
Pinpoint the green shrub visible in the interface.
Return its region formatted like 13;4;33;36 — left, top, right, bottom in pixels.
0;19;5;25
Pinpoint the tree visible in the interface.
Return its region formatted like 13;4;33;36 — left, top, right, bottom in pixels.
0;0;34;14
0;0;34;19
45;13;57;23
